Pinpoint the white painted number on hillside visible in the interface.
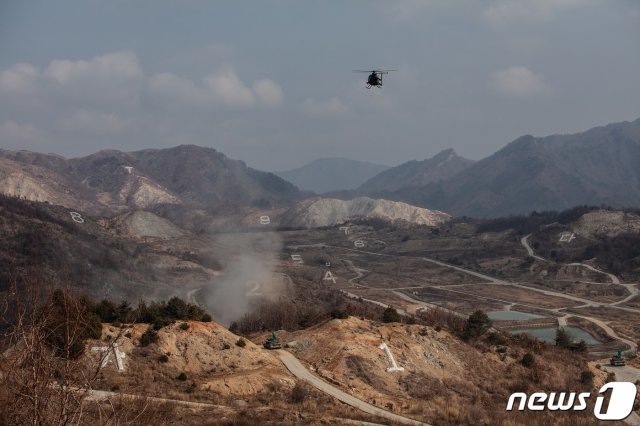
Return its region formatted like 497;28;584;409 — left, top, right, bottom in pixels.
291;254;304;264
559;232;575;243
70;211;85;223
339;226;349;235
323;270;336;283
354;240;365;248
259;215;271;225
245;280;263;297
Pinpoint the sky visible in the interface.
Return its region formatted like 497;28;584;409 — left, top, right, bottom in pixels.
0;0;639;171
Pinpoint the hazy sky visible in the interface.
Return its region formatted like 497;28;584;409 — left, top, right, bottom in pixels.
0;0;639;171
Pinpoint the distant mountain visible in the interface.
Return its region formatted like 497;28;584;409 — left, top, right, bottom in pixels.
383;118;640;218
358;148;474;193
0;145;303;215
278;196;449;228
274;157;389;193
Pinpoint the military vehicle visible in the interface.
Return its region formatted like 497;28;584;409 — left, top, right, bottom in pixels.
263;330;282;349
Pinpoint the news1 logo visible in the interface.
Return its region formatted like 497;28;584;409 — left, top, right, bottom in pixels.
506;382;637;420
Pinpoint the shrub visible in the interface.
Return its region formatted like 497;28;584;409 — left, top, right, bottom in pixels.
382;306;401;323
435;325;442;332
158;354;169;363
222;342;231;350
463;311;492;341
152;318;173;330
555;328;572;348
290;382;309;403
330;309;349;319
521;352;535;368
202;314;212;322
580;370;595;385
177;373;188;381
236;338;246;348
140;328;158;347
179;322;189;331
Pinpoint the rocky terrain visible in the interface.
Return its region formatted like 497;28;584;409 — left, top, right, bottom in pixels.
278;196;450;228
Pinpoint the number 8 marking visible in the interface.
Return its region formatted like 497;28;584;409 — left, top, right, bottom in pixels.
70;211;85;223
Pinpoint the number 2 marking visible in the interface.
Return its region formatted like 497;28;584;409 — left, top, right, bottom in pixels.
245;280;262;297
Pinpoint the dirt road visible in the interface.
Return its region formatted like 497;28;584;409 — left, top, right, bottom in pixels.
304;243;638;352
598;363;640;426
276;350;429;426
521;235;547;262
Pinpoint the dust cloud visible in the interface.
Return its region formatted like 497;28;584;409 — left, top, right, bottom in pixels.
203;231;286;326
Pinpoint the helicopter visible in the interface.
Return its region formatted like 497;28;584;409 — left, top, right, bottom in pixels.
353;69;397;89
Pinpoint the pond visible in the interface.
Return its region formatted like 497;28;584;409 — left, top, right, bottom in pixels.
487;310;544;321
508;326;599;345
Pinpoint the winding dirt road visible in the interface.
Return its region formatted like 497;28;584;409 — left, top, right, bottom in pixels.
276;350;429;426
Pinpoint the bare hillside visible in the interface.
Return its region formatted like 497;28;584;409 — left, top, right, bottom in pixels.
279;196;450;228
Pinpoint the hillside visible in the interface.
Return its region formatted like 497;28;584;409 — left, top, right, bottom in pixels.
275;158;389;193
278;196;450;228
358;148;474;193
265;316;606;425
0;194;221;302
0;145;303;215
382;118;640;217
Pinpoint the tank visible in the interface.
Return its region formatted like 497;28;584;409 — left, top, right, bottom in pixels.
610;350;626;366
263;330;282;349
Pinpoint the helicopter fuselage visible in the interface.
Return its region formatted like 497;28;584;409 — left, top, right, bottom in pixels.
367;73;382;88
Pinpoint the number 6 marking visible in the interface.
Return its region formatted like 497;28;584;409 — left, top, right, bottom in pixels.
70;211;85;223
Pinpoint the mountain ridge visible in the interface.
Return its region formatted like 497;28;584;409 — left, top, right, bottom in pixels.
381;118;640;217
275;157;389;193
358;148;475;193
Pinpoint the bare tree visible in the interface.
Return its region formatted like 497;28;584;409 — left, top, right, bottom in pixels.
0;270;113;425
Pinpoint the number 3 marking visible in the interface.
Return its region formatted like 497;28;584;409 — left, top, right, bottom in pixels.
70;211;85;223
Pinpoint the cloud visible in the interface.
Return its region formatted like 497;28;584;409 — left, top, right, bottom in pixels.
0;63;39;95
148;68;284;108
252;79;284;107
41;51;144;108
302;97;349;117
55;110;128;136
379;0;451;22
44;50;142;85
0;121;41;143
491;66;551;98
482;0;592;28
203;68;257;107
147;72;207;105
